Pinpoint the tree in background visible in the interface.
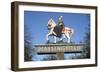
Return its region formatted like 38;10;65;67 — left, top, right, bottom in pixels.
83;23;90;58
71;23;90;59
24;25;36;61
24;48;33;61
78;23;90;59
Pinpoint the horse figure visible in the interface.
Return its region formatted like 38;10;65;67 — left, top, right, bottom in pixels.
46;18;74;43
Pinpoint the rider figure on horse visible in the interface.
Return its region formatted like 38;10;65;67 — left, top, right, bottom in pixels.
57;16;65;37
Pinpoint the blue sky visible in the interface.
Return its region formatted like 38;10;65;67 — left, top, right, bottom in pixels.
24;11;90;45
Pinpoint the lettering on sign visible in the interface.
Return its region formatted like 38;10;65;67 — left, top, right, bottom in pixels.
35;44;85;54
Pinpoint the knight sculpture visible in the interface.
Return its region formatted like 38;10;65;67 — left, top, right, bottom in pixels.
46;16;74;43
56;16;65;38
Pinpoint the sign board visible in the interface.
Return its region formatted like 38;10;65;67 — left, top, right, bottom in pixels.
35;44;84;54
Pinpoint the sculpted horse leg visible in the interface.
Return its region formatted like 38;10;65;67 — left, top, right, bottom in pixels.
54;36;56;43
67;36;71;43
59;34;64;41
63;34;66;38
46;28;57;43
64;33;70;43
52;31;57;43
59;34;65;41
64;27;74;43
46;29;52;43
46;32;57;43
46;33;50;43
67;30;74;43
60;38;63;41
